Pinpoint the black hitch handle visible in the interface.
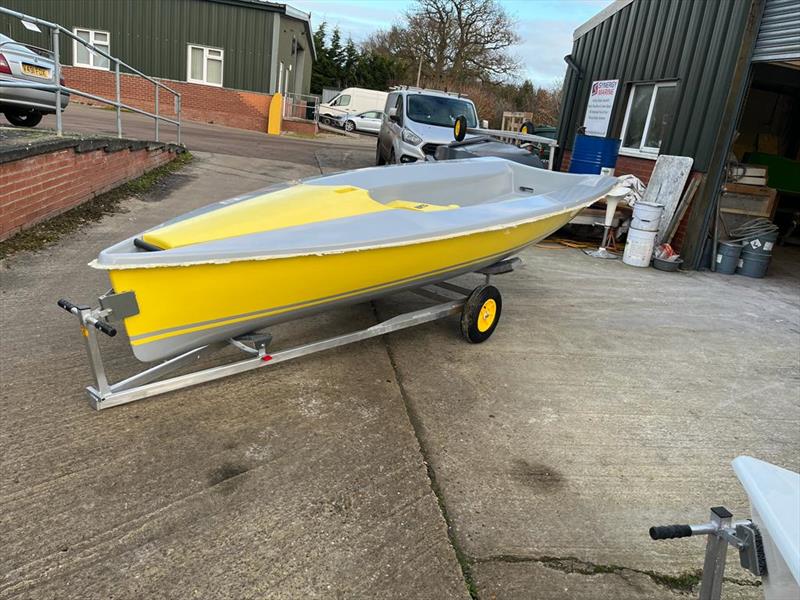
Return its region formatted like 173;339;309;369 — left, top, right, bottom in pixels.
57;298;82;314
57;298;117;337
93;320;117;337
649;524;694;540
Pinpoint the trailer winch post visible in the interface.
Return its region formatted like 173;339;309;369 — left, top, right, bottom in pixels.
650;505;767;600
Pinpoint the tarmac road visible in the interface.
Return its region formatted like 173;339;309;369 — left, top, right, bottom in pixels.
7;103;376;164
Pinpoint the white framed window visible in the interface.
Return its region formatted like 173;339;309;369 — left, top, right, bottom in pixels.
620;81;677;155
73;28;110;70
187;44;224;87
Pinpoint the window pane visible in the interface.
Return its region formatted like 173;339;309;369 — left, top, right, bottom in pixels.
622;84;653;149
207;49;222;58
95;43;109;68
77;30;90;43
93;32;108;43
190;47;203;80
644;85;676;149
338;95;351;106
75;43;90;65
207;58;222;84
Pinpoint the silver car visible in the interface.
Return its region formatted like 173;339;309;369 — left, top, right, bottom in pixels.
376;88;480;165
341;110;384;134
0;33;69;127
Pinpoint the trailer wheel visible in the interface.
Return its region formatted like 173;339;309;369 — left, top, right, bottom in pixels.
460;285;502;343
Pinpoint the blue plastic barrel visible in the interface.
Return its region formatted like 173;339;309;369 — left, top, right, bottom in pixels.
569;135;621;174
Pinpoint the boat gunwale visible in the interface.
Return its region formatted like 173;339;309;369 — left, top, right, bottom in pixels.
90;195;609;271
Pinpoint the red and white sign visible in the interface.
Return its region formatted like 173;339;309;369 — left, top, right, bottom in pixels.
583;79;619;137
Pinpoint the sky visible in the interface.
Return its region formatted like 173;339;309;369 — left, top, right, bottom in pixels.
289;0;614;87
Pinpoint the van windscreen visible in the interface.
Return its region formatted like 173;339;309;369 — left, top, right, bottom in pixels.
407;96;477;128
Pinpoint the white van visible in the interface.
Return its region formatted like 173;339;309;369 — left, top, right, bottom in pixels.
319;87;388;124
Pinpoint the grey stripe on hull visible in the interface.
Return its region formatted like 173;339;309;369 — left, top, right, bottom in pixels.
130;250;520;362
128;237;537;343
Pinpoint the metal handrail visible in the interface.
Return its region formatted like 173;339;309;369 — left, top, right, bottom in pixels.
0;5;181;143
282;92;319;123
0;80;180;126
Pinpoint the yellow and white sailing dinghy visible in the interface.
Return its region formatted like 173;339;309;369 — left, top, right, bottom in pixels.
59;157;616;409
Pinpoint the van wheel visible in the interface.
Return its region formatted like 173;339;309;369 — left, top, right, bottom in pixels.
376;143;385;165
4;109;43;127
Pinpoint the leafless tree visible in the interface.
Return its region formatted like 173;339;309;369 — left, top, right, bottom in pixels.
363;0;520;87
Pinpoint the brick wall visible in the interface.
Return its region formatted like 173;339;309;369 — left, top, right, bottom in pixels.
560;150;657;184
0;142;178;241
63;67;272;133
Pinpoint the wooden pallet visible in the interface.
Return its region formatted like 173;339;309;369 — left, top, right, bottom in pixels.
720;183;778;218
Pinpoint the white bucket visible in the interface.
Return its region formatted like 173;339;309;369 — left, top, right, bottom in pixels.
623;226;657;267
631;201;664;232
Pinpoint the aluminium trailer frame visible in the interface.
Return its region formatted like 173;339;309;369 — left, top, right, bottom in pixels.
58;258;520;410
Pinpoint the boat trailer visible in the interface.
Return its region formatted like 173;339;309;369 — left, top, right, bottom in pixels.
58;258;520;410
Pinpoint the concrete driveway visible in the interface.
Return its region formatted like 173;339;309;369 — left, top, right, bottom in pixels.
1;147;798;599
0;152;467;599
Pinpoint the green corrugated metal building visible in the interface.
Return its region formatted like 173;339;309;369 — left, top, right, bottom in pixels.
556;0;800;269
1;0;315;95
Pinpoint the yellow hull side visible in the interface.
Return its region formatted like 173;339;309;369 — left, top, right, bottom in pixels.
110;210;576;349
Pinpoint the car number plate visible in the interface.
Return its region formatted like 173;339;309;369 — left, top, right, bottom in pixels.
22;64;51;78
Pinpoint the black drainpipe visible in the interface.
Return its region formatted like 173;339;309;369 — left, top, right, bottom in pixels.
555;55;583;172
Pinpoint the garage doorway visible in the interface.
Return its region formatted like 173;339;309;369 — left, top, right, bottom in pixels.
717;0;800;277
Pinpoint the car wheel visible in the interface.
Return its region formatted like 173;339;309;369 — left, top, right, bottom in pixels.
376;142;385;166
344;120;355;133
4;109;43;128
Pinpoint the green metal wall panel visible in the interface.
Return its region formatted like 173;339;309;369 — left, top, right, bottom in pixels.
556;0;755;172
0;0;311;94
276;16;313;95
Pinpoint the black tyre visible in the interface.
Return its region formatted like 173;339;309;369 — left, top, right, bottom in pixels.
5;109;43;127
376;142;386;165
344;120;355;132
460;285;502;343
453;114;468;141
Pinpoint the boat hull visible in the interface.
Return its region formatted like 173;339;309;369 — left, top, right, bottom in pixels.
110;209;578;362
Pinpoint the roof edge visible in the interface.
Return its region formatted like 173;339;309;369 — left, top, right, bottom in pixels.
573;0;636;40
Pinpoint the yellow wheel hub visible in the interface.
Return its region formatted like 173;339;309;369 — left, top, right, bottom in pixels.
477;298;497;332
